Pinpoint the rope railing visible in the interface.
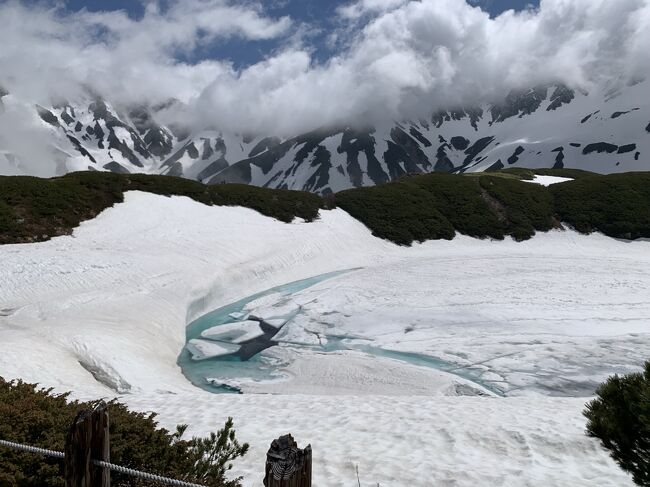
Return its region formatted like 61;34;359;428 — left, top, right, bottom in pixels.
0;438;208;487
93;460;207;487
0;438;65;459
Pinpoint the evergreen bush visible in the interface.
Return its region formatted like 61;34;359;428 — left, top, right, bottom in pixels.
2;170;650;247
0;378;249;487
584;362;650;486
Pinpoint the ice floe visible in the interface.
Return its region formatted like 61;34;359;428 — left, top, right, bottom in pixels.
187;339;240;360
201;320;265;344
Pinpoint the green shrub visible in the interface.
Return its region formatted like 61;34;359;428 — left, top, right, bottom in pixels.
334;180;454;245
2;170;650;247
408;174;504;239
0;378;248;486
208;184;321;224
494;168;537;180
533;168;599;180
478;176;556;240
0;172;321;244
334;172;558;244
494;167;598;181
584;362;650;486
551;172;650;239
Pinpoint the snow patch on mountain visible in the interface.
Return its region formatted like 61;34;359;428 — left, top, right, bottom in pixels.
0;80;648;190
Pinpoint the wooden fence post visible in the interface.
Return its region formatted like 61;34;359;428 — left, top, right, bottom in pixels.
263;434;311;487
64;402;110;487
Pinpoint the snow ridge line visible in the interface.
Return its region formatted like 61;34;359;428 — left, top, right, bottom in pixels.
0;439;208;487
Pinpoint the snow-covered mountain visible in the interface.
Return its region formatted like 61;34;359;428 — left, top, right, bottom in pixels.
0;80;648;192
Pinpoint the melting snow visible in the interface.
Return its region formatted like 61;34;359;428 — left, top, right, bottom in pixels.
187;339;240;360
201;320;265;344
527;175;574;186
0;191;645;486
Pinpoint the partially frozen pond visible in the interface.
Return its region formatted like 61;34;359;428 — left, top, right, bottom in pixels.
179;269;505;395
180;248;650;397
179;270;355;393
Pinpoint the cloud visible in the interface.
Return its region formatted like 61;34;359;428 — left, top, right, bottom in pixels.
0;99;69;176
0;0;649;140
336;0;411;19
0;0;291;105
191;0;650;134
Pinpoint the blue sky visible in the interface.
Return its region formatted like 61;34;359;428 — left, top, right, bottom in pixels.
61;0;540;67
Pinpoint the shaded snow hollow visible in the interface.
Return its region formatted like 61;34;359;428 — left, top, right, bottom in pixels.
1;191;647;486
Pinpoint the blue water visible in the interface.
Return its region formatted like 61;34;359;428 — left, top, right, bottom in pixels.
178;270;357;393
178;270;505;396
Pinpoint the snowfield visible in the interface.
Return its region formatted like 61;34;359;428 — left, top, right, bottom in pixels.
127;394;628;487
1;191;648;486
525;175;574;186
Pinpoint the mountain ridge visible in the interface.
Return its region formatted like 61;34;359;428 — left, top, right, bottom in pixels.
0;80;647;193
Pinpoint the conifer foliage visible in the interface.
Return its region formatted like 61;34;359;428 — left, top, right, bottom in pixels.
584;362;650;486
0;377;249;486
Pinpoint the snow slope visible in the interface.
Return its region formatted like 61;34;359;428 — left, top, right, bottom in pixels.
1;192;647;485
1;80;648;191
0;192;397;396
127;393;629;487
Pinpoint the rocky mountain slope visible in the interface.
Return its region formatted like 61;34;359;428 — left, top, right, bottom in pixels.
0;80;647;193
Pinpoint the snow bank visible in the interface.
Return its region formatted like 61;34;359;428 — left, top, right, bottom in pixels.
124;392;633;487
527;175;574;186
1;191;647;486
0;191;396;396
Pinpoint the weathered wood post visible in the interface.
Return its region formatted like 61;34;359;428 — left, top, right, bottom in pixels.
64;402;110;487
263;434;312;487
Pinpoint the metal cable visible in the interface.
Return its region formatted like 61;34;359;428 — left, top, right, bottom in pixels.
0;439;65;459
0;438;207;487
93;460;208;487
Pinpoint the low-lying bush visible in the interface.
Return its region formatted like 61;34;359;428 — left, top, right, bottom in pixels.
551;172;650;239
0;172;321;244
584;362;650;486
334;172;559;243
0;378;249;487
1;169;649;246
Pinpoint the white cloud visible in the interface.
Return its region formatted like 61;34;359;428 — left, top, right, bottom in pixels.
0;0;291;105
0;0;649;139
189;0;650;134
336;0;411;19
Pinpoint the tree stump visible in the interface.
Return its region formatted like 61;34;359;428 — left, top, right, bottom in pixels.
64;402;110;487
263;434;312;487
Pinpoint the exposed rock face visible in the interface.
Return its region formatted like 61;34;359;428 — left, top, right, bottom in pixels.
611;108;640;119
1;81;648;192
0;86;8;111
103;161;130;174
583;143;619;154
490;86;549;123
507;146;525;165
547;85;575;111
37;106;60;127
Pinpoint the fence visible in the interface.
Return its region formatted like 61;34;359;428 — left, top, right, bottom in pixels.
0;402;311;487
